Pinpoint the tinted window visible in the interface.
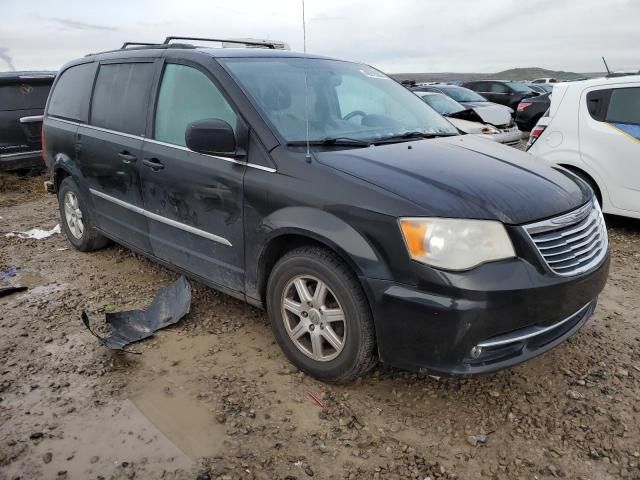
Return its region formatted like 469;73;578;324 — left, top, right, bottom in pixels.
0;83;52;111
488;82;510;94
47;63;96;121
154;64;237;147
586;89;610;121
606;87;640;125
91;63;155;135
508;82;534;93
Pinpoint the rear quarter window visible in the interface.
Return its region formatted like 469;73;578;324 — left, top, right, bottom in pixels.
47;63;97;122
606;87;640;125
90;62;155;135
0;83;52;111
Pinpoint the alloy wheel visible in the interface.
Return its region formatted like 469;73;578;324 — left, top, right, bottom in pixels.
280;275;347;362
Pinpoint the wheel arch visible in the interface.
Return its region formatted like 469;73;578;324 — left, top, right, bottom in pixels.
557;163;605;207
250;207;391;308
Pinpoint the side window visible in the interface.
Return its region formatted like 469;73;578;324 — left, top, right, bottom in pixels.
154;64;237;147
488;82;509;94
90;62;155;135
606;87;640;125
586;89;611;121
47;63;96;121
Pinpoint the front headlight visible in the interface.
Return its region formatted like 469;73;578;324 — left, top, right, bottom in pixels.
480;126;500;134
398;218;515;270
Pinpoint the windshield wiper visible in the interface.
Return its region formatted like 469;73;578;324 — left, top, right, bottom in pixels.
287;137;372;147
373;131;457;144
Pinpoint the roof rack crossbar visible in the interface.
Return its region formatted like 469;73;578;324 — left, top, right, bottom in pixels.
121;42;158;49
163;36;277;49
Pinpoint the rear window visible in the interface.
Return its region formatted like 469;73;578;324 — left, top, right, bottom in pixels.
0;83;52;111
90;62;155;135
47;63;96;122
606;87;640;125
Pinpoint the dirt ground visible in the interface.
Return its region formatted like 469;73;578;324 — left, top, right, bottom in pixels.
1;173;639;480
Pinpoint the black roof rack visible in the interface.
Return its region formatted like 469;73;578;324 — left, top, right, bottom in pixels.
163;36;278;49
121;42;158;49
87;36;288;57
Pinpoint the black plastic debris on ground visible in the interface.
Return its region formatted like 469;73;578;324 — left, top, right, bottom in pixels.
0;286;28;298
82;276;191;350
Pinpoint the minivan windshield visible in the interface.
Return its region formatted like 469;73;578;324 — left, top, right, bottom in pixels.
221;58;458;143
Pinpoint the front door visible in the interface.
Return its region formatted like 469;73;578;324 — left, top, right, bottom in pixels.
139;61;245;293
78;60;157;252
580;84;640;213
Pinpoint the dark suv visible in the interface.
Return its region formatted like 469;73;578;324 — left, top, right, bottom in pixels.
43;38;609;383
1;71;55;171
462;80;538;110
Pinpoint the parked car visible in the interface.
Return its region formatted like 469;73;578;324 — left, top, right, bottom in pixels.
531;78;557;84
527;75;640;219
43;37;609;382
462;80;538;110
0;71;55;172
516;93;552;132
414;91;521;145
412;84;515;126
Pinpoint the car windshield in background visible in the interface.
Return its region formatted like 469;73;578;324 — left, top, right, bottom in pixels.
221;58;458;143
417;93;466;116
507;82;535;93
439;86;488;103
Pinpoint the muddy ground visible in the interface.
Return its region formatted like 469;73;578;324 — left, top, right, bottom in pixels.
1;173;639;480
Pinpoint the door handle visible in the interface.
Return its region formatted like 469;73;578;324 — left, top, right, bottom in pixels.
118;151;137;164
142;158;165;171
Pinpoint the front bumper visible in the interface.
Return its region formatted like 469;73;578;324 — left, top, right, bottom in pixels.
362;253;609;375
0;150;44;172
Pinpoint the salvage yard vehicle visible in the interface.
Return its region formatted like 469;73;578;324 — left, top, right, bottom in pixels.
527;75;640;219
414;91;521;145
411;84;515;125
0;71;55;172
43;37;609;382
516;92;551;132
462;80;538;110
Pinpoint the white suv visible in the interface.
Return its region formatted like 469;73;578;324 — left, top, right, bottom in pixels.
527;75;640;219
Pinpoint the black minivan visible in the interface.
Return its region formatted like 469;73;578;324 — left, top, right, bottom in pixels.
43;38;609;383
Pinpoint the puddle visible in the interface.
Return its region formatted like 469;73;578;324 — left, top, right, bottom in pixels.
3;399;192;478
132;383;226;459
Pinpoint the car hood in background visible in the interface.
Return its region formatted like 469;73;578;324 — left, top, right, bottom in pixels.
459;101;513;126
315;135;590;225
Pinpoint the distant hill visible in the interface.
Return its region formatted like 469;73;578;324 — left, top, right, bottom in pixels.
390;67;598;83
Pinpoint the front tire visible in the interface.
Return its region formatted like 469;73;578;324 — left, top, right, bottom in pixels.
266;246;377;383
57;177;109;251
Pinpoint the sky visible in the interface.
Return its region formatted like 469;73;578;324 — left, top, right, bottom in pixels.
0;0;638;74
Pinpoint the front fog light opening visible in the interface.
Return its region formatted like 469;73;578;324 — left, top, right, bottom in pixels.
470;345;483;359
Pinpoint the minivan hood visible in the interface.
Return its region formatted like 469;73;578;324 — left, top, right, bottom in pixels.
314;135;590;224
458;101;512;126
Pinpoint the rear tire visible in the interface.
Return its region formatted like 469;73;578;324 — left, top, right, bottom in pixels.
266;246;377;383
57;177;110;251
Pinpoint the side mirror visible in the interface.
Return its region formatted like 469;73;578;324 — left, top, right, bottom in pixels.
185;118;241;157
